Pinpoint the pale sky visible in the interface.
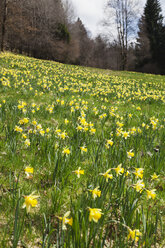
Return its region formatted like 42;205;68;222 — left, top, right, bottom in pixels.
71;0;165;38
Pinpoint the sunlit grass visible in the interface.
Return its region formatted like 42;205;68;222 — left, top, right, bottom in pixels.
0;52;165;247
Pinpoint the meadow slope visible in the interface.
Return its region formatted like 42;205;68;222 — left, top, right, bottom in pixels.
0;52;165;247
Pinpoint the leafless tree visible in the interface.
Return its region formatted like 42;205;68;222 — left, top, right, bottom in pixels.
103;0;139;70
62;0;75;24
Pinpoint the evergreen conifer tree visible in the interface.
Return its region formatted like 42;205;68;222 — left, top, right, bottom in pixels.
135;15;151;70
144;0;165;72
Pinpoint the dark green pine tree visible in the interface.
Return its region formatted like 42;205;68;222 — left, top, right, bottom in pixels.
135;15;151;70
144;0;165;73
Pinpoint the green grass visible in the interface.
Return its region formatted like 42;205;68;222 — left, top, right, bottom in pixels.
0;52;165;247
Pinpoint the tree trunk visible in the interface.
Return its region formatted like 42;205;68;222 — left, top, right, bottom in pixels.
1;0;7;52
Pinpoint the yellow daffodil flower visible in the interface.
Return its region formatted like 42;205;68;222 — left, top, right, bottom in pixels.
58;211;73;230
77;125;83;131
22;192;39;213
88;187;101;199
146;189;156;199
114;164;124;176
40;129;45;136
88;208;103;223
25;139;30;146
62;147;71;155
32;120;37;126
24;166;33;179
128;228;142;242
60;131;68;139
107;139;113;146
127;150;134;159
72;167;84;178
151;173;159;180
133;168;144;179
65;119;69;124
14;125;23;133
80;146;87;153
133;180;145;193
100;169;113;182
90;128;96;134
122;131;130;139
46;128;50;133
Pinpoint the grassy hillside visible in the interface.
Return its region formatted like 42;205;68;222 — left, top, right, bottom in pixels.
0;52;165;247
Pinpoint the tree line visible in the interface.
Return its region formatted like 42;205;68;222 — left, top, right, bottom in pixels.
0;0;165;74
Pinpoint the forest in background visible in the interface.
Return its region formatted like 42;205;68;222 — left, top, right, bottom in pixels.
0;0;165;74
